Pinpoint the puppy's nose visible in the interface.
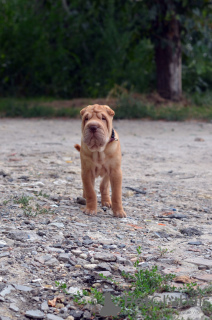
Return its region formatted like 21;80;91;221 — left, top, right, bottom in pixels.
89;125;98;132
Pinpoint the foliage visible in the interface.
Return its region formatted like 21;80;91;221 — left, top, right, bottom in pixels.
0;0;211;99
115;94;212;121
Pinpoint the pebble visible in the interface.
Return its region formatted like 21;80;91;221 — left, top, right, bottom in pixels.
25;310;45;319
188;241;203;245
94;253;117;262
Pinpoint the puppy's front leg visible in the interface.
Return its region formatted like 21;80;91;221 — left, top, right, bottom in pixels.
82;171;97;215
110;168;126;218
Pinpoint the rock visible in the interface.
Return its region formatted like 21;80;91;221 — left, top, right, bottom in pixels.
76;197;86;205
45;257;58;267
83;310;92;319
0;285;15;297
0;240;7;248
185;258;212;268
0;252;10;258
180;228;202;236
188;241;203;245
46;315;64;320
49;222;64;228
79;253;88;259
9;303;19;312
7;231;29;241
97;263;112;272
118;265;136;274
164;213;188;219
84;264;98;270
67;287;83;295
47;247;65;253
25;310;45;319
58;253;71;263
193;274;212;282
94;253;117;262
174;306;209;320
14;284;33;292
154;231;170;238
69;310;83;319
72;249;82;256
41;301;49;311
94;270;112;278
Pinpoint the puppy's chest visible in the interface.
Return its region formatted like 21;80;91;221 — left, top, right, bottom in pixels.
92;151;109;177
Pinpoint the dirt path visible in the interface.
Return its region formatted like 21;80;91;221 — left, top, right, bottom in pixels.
0;119;212;320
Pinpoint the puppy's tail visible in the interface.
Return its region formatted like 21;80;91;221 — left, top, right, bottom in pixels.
74;144;81;152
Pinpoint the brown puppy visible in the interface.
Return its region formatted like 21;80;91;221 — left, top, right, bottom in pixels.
75;104;126;218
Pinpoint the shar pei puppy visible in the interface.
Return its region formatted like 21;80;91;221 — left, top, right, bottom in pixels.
75;104;126;218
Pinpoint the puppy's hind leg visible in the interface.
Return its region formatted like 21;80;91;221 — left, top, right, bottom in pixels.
100;174;111;208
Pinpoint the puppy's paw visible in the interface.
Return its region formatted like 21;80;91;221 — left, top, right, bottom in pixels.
113;210;127;218
101;200;112;208
83;207;97;215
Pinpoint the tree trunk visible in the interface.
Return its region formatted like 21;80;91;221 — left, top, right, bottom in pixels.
155;18;182;101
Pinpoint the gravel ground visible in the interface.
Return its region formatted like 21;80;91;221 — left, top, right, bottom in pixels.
0;119;212;320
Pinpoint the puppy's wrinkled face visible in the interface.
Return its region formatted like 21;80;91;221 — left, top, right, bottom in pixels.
80;104;115;152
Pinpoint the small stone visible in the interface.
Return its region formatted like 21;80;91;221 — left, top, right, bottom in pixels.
76;197;86;205
41;301;49;311
83;310;92;319
174;306;208;320
65;317;74;320
67;287;82;295
198;265;207;270
58;253;71;263
165;213;188;219
7;231;30;241
45;257;58;267
84;264;97;270
180;228;202;236
49;222;64;228
94;253;117;262
25;310;45;319
72;249;82;256
0;240;7;248
97;262;112;272
9;303;19;312
79;253;87;259
46;315;64;320
0;252;10;258
14;284;33;292
185;258;212;268
0;285;15;297
118;265;136;274
193;274;212;282
69;310;83;319
55;303;64;309
94;270;111;278
188;241;203;245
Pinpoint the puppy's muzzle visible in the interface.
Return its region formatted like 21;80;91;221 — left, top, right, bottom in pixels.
89;124;99;133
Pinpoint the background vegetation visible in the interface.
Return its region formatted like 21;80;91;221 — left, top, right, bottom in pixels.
0;0;212;118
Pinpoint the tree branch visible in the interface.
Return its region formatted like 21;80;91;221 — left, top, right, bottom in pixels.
61;0;71;16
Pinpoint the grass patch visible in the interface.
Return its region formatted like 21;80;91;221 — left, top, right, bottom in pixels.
14;194;54;217
0;92;212;120
66;247;212;319
0;98;79;118
115;93;212;121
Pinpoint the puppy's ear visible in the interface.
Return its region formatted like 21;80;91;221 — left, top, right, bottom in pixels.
80;107;87;116
104;105;115;117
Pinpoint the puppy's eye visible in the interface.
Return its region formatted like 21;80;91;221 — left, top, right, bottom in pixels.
102;116;106;121
85;116;88;121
